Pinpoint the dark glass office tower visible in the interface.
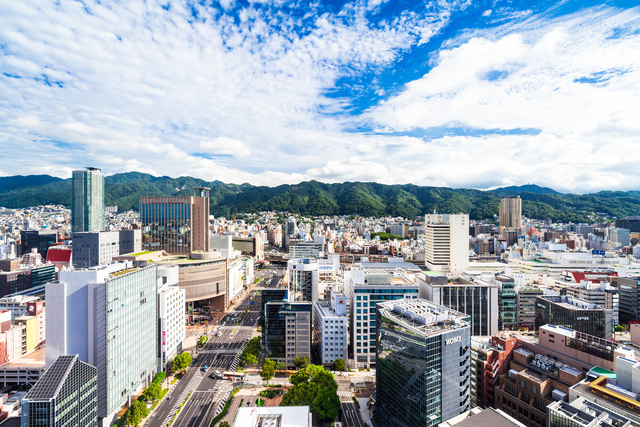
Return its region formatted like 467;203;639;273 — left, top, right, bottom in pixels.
21;355;98;427
71;167;104;233
376;298;471;427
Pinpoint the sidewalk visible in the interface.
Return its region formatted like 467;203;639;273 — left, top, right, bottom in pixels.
138;372;181;427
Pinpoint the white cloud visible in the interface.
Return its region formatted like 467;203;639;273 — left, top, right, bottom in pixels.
199;137;251;157
0;1;638;194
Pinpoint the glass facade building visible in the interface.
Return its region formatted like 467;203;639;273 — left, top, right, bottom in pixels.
347;272;420;368
21;355;98;427
535;296;613;340
496;275;517;330
140;188;210;255
376;298;471;427
617;277;640;324
264;301;312;367
71;167;104;233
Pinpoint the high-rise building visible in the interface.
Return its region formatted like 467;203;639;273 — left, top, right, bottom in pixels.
72;230;142;268
618;277;640;323
140;188;210;255
424;213;469;274
420;273;499;336
376;298;471;427
20;354;98;427
499;196;522;230
516;288;543;330
71;167;104;233
312;294;348;366
264;301;312;368
495;275;517;330
287;258;319;302
156;265;185;373
46;262;157;426
344;267;420;368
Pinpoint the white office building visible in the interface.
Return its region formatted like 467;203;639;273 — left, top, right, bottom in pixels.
313;294;348;366
290;236;327;259
72;230;142;268
46;262;157;427
344;267;420;368
424;214;469;275
228;257;245;303
157;265;185;373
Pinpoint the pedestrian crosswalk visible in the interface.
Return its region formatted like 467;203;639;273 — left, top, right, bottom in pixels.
159;374;204;427
338;391;352;400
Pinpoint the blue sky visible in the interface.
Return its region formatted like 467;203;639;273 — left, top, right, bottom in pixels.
0;0;639;193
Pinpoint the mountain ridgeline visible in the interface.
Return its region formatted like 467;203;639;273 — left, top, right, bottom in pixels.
1;173;640;222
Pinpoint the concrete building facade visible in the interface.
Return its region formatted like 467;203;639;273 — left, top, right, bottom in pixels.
312;294;348;366
424;213;469;275
72;230;142;268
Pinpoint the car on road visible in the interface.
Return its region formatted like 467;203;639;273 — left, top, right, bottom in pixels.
203;365;208;371
217;332;222;336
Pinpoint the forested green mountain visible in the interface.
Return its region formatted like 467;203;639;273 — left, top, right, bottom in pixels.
1;173;639;222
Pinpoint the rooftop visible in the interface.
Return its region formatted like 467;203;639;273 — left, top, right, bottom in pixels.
234;406;311;427
1;346;46;369
378;298;469;337
23;355;76;400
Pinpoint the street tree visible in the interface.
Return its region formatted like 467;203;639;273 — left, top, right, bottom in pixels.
261;359;275;382
293;356;309;370
172;352;192;373
143;382;162;402
311;387;341;421
333;358;346;371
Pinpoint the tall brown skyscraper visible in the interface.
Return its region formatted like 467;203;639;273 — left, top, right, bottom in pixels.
140;187;210;255
499;196;522;229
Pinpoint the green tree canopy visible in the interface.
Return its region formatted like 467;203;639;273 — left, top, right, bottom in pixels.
143;382;162;402
172;352;192;373
281;365;339;422
311;388;341;421
125;400;149;426
261;359;275;381
293;356;310;370
333;358;346;371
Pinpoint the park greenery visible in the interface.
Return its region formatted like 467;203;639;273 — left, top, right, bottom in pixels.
281;364;341;422
3;173;640;222
370;232;405;241
240;337;261;366
172;352;192;374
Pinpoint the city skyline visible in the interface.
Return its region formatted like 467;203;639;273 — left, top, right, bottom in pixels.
1;0;639;193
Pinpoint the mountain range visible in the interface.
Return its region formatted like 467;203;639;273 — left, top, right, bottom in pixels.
1;173;639;222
